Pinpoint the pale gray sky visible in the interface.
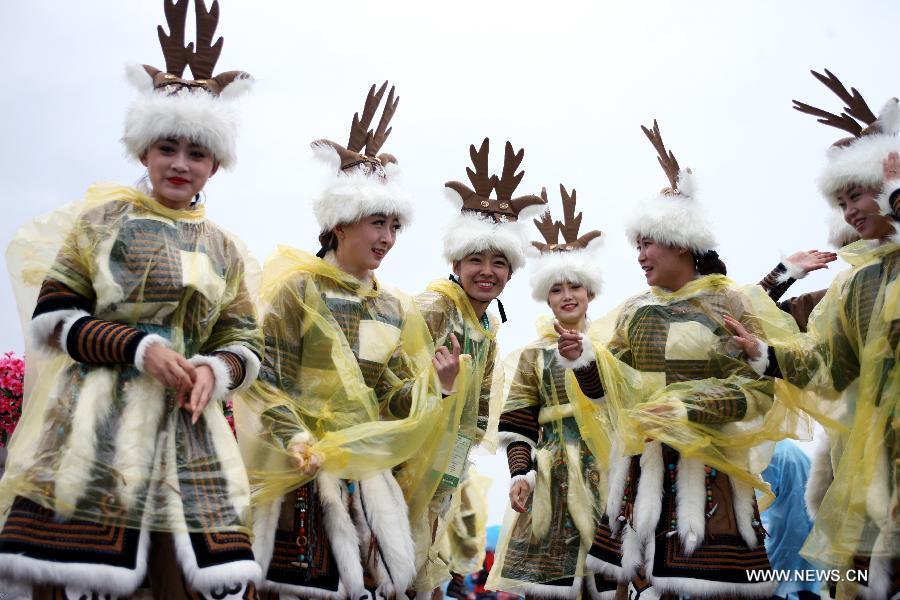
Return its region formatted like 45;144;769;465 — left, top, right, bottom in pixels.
1;0;896;525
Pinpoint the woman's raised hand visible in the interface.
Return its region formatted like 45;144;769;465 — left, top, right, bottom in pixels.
785;249;838;274
434;333;462;392
554;320;583;361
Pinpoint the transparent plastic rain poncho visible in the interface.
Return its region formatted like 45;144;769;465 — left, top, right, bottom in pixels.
569;275;814;509
436;469;491;576
235;247;451;509
403;279;503;591
768;239;899;570
488;316;607;592
1;184;262;534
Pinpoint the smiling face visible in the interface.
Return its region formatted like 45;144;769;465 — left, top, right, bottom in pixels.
333;213;401;277
836;184;895;241
547;281;593;325
140;137;219;210
453;250;512;304
636;236;696;290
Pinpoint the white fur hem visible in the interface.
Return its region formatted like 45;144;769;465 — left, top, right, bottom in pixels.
805;434;833;519
189;354;231;404
555;337;597;371
0;527;149;595
649;573;776;597
510;470;536;491
748;340;769;376
217;344;261;392
134;334;170;372
585;554;625;583
675;456;706;556
172;531;261;591
621;442;664;580
29;309;88;355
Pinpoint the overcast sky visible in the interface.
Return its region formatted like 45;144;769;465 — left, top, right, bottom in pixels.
2;0;897;526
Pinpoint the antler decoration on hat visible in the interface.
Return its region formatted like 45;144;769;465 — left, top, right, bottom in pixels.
314;81;400;176
532;185;602;253
142;0;249;95
641;120;688;196
792;69;882;144
446;138;545;222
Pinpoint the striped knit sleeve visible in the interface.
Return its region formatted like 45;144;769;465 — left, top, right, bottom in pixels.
64;316;148;365
499;406;539;445
573;363;605;399
211;350;247;390
506;441;533;477
758;263;794;303
32;278;93;317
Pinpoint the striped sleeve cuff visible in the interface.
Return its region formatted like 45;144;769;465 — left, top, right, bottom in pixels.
64;316;148;365
506;441;534;478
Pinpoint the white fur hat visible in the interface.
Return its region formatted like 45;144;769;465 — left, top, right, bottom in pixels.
529;244;603;302
529;184;604;301
311;144;413;233
793;70;900;206
626;121;717;254
624;168;717;254
442;210;534;273
123;72;251;170
121;1;252;169
441;139;546;271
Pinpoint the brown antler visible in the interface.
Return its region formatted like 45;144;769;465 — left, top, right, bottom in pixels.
791;100;862;136
187;0;223;80
367;84;399;157
556;185;583;243
811;69;877;126
348;82;388;153
641;120;680;192
466;138;494;198
157;0;190;77
533;188;559;245
494;142;525;201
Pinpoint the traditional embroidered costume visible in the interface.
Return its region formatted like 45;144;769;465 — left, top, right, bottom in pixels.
407;139;545;593
237;83;445;599
564;122;804;598
488;186;615;599
762;69;900;599
0;2;262;597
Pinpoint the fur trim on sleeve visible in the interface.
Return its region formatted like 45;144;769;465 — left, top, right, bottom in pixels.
188;354;231;405
217;344;262;391
133;334;170;373
555;336;597;371
747;340;769;376
510;470;536;492
30;309;88;355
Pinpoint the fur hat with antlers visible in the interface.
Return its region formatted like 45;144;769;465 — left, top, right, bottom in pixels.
794;69;900;207
442;138;546;272
123;0;252;169
528;184;604;302
624;120;717;253
311;81;412;237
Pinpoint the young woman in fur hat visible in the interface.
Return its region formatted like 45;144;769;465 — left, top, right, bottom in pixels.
726;70;900;600
556;121;804;599
0;2;263;598
486;185;617;599
236;82;454;600
405;138;546;596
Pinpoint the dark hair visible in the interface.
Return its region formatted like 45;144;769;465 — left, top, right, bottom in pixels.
694;250;727;275
316;231;338;258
